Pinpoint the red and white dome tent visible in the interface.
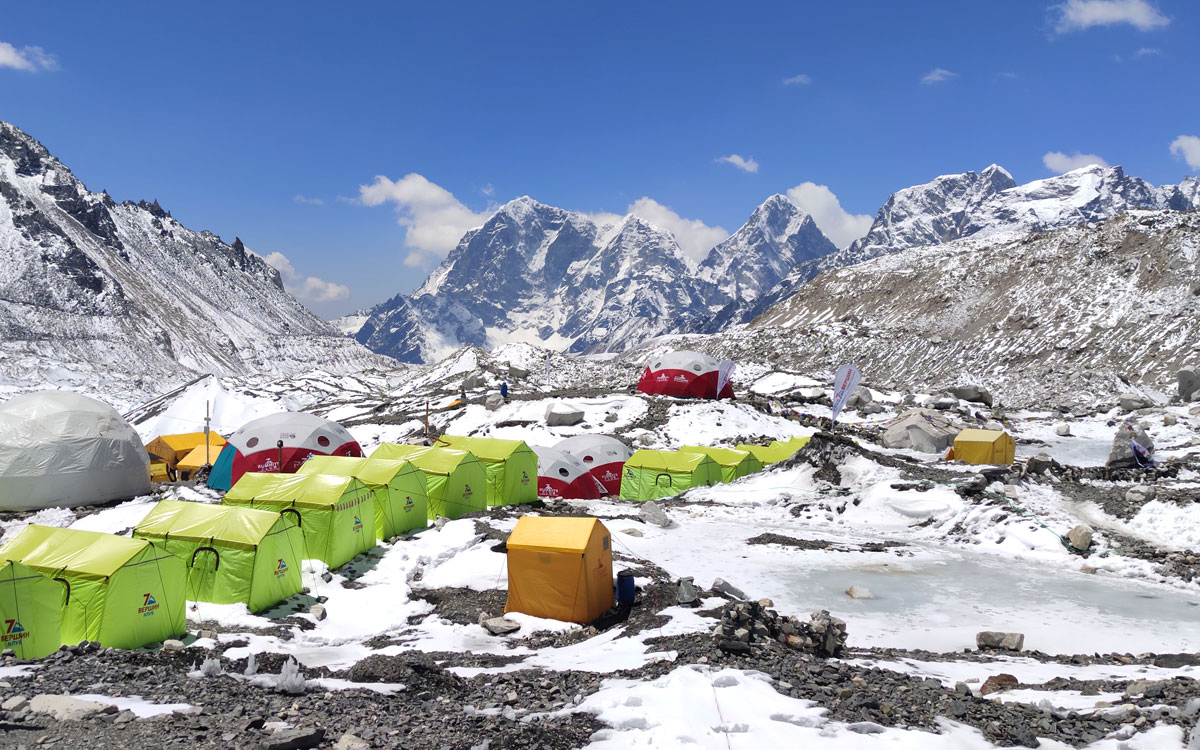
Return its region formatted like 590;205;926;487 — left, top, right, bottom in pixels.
531;446;606;500
206;412;362;491
553;434;632;497
636;350;735;400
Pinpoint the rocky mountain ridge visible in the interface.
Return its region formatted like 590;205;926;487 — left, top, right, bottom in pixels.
0;121;391;408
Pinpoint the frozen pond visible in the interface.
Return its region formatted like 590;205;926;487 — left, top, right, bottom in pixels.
773;551;1200;654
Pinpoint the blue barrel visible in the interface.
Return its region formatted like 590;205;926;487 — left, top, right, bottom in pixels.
616;570;636;606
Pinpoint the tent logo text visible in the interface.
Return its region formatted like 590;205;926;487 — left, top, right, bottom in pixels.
257;457;280;472
601;470;619;481
673;375;689;383
1;619;28;643
139;593;159;616
655;374;669;382
538;485;559;497
274;559;288;577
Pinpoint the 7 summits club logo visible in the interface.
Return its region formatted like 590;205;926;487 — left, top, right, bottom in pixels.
353;515;363;532
463;484;472;499
139;593;159;616
404;496;415;512
274;558;289;577
521;471;530;486
1;619;29;643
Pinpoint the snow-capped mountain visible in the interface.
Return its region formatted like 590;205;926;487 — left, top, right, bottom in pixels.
695;194;837;332
357;194;839;363
767;164;1200;302
734;209;1200;406
0;121;390;408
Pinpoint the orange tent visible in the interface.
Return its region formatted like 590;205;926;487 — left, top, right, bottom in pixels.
504;517;613;624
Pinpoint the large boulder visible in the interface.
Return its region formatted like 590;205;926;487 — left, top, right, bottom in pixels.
544;402;584;426
1118;392;1153;412
882;409;957;453
949;385;993;407
1179;367;1200;401
846;386;873;408
1105;422;1155;468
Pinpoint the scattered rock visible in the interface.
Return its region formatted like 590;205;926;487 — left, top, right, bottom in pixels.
861;402;886;415
334;733;371;750
161;639;185;652
507;365;530;380
483;617;521;636
1118;393;1153;412
844;585;876;600
261;727;326;750
1178;366;1199;401
676;577;700;606
1025;453;1062;475
711;577;747;600
544;402;584;426
1163;413;1178;426
1123;679;1164;697
979;674;1019;696
949;385;994;407
620;528;644;537
1055;424;1072;437
2;695;28;712
309;604;327;622
1105;422;1155;468
1125;485;1156;504
638;501;672;528
1067;524;1093;551
29;694;117;721
603;411;619;423
714;601;847;657
976;632;1024;651
485;394;505;411
847;386;873;408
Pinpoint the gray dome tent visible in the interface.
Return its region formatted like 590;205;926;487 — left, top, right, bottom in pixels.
0;391;151;511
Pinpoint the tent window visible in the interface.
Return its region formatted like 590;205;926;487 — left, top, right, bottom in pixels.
692;364;702;372
558;468;569;477
652;362;661;369
602;536;610;550
655;473;673;488
316;435;331;447
191;546;220;571
582;455;593;464
246;437;259;448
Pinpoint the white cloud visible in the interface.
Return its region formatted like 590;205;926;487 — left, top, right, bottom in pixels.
481;184;495;196
1135;47;1160;56
626;198;730;263
358;173;492;267
263;251;350;304
782;73;812;85
921;68;958;84
0;42;57;71
292;194;324;206
716;154;760;173
784;183;873;249
1042;150;1110;173
1053;0;1169;32
1169;135;1200;170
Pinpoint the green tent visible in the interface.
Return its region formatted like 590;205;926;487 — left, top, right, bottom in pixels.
298;456;429;539
0;559;64;659
132;500;304;612
223;473;376;570
0;525;186;649
678;445;763;482
619;449;722;501
735;436;810;465
370;444;487;520
439;435;537;507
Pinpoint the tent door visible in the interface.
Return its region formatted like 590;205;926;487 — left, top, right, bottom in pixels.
654;473;673;488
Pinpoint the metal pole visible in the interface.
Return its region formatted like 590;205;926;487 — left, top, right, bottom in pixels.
205;400;211;465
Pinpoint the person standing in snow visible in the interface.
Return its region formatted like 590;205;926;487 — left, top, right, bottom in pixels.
500;380;509;401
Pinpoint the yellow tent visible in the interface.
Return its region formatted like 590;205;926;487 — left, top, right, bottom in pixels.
735;436;810;465
145;432;227;469
505;517;614;624
176;442;224;479
953;429;1015;465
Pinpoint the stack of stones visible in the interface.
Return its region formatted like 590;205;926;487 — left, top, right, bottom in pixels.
714;600;847;657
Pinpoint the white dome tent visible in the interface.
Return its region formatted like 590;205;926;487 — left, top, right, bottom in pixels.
0;391;151;511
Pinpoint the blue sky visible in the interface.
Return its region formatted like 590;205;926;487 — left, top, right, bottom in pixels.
3;1;1197;317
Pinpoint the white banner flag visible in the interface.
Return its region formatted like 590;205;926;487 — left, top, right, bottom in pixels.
830;363;861;425
716;359;735;397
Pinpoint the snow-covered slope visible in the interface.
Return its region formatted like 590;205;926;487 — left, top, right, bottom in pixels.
0;121;391;407
357;195;840;363
738;210;1200;406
